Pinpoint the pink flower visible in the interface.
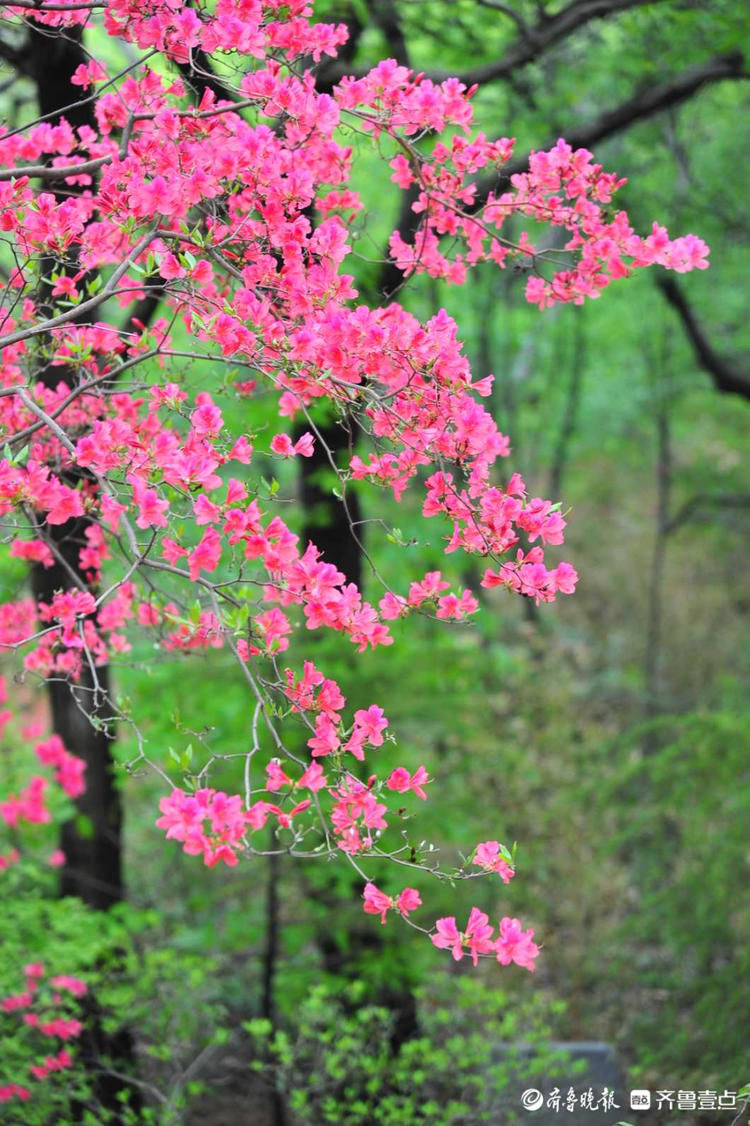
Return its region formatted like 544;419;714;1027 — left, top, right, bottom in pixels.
133;484;168;529
363;882;392;924
270;799;311;829
52;275;81;300
160;252;185;280
379;592;408;620
204;843;239;867
37;1018;82;1040
1;777;50;828
352;705;388;747
396;887;421;917
431;916;463;961
0;1084;30;1102
245;801;271;831
162;538;186;565
462;907;496;965
299;761;327;792
270;433;294;457
495;917;539;972
387;767;410;793
229;436;254;463
49;975;87;998
266;760;291;792
2;992;33;1013
363;883;422;924
188;527;222;579
270;432;316;457
293;432;315;457
472;840;515;883
70;59;106;88
386;765;430;800
308;713;340;757
431;907;496;965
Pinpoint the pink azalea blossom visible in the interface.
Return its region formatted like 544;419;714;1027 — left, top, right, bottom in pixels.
431;907;496;965
472;840;515;883
363;882;422;924
396;887;422;917
387;765;430;800
363;882;392;924
495;917;540;972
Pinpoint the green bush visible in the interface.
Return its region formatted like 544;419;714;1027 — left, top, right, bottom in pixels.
245;977;570;1125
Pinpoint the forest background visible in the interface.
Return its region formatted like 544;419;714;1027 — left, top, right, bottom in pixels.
0;0;748;1123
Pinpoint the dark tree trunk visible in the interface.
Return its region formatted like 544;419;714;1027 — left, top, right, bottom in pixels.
29;521;123;908
23;22;126;911
18;22;139;1123
295;417;363;589
644;409;671;728
26;29;89;126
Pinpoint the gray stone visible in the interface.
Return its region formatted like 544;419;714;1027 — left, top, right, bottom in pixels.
489;1041;627;1125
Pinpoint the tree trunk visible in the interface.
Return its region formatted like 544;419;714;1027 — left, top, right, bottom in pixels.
644;408;671;728
29;522;123;908
20;23;138;1122
295;416;363;590
24;22;126;911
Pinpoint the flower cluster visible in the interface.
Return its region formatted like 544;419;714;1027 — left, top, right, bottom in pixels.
432;909;539;971
363;882;422;925
0;723;86;830
0;963;86;1103
0;0;710;1057
155;787;260;868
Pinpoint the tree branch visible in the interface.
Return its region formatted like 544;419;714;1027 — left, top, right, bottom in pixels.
666;493;750;535
366;0;410;67
475;0;531;40
657;275;750;402
318;0;669;86
472;52;747;208
450;0;670;86
0;229;157;348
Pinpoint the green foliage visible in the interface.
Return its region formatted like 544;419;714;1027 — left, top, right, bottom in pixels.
594;709;750;1087
0;863;225;1122
245;978;569;1126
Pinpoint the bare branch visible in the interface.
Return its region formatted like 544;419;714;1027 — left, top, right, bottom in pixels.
472;52;747;209
0;0;103;9
453;0;671;86
657;275;750;402
366;0;410;67
319;0;670;86
476;0;531;40
0;228;157;348
666;493;750;535
0;154;109;181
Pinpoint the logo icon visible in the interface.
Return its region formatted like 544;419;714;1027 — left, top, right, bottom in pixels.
630;1090;652;1110
521;1089;545;1112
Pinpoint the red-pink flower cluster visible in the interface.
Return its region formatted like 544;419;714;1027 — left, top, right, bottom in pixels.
363;882;422;925
155;788;257;868
431;909;539;971
0;963;86;1102
0;729;85;830
0;0;711;1022
34;736;86;800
